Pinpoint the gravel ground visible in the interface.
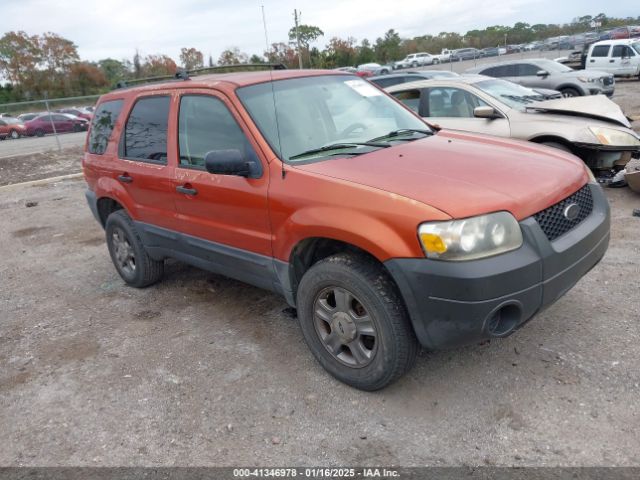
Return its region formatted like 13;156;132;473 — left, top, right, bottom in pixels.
0;179;639;467
0;75;639;468
0;131;87;159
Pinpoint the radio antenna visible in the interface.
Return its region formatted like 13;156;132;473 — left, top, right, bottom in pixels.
262;5;286;179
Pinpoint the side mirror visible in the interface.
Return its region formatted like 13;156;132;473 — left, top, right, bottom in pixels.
204;149;257;178
474;106;500;119
536;70;549;77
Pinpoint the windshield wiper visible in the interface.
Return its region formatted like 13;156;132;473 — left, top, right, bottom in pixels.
500;94;533;104
367;129;432;143
289;142;390;161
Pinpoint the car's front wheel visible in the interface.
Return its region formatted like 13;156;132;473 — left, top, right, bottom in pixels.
105;210;164;288
433;59;440;64
9;129;20;139
560;87;581;97
296;253;418;390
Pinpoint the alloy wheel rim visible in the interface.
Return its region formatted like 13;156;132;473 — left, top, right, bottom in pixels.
112;227;136;276
312;286;378;368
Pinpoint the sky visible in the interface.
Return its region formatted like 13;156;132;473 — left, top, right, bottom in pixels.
2;0;637;64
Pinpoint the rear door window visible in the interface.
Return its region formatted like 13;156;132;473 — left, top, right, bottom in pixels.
591;45;611;57
88;99;124;154
123;96;170;163
612;45;635;58
514;64;540;76
390;89;421;114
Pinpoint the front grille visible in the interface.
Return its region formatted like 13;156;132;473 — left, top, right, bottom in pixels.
534;185;593;242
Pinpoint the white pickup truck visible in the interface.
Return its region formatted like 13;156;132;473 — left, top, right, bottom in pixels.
432;49;452;64
394;52;434;69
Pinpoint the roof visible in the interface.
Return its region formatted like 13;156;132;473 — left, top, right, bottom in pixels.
591;38;638;45
465;58;555;73
100;69;348;100
385;75;491;92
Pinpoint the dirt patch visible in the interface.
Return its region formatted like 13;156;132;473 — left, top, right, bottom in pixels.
11;226;53;238
0;372;31;391
0;146;83;187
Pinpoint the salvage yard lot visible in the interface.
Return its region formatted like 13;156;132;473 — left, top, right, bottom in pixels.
0;78;639;467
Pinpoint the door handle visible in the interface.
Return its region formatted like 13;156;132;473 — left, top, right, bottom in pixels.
117;174;133;183
590;59;595;62
609;59;615;63
176;185;197;196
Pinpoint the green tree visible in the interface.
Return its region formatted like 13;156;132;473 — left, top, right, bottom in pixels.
180;47;204;70
356;39;375;64
375;29;402;63
98;58;129;86
218;47;248;65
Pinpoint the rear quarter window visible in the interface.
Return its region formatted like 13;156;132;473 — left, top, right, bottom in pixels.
88;100;124;155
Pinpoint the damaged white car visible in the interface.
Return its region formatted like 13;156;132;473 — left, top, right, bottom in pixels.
386;75;640;170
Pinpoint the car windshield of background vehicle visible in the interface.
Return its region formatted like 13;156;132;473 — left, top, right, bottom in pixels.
632;42;640;55
475;79;544;110
237;75;430;163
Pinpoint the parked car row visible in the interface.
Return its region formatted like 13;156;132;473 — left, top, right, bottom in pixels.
0;112;90;140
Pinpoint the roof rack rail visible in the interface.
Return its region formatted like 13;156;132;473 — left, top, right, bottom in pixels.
113;63;287;90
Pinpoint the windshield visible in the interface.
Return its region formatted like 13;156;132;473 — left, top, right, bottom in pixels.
475;79;545;110
237;75;430;163
632;42;640;55
5;118;23;125
533;59;573;73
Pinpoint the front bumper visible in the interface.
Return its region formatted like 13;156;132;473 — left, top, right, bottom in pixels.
385;183;610;350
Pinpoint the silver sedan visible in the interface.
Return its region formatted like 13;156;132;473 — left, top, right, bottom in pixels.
385;75;639;170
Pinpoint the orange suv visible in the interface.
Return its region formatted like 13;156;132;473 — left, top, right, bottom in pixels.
83;67;610;390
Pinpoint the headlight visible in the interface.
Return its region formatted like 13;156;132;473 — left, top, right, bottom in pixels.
577;76;598;83
589;127;640;147
418;212;523;261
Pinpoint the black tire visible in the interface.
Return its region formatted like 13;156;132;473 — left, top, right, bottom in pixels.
9;129;20;140
541;141;572;153
560;87;580;98
433;59;440;65
411;61;418;68
73;123;82;132
35;129;45;137
296;253;418;391
105;209;164;288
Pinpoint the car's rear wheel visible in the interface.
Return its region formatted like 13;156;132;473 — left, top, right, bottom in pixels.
73;123;82;132
560;87;581;97
411;61;418;68
9;130;20;139
35;129;45;137
296;253;418;391
105;210;164;288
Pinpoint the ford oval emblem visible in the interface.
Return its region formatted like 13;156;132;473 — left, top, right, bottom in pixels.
563;203;580;221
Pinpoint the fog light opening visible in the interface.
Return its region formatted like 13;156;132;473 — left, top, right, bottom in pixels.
486;303;522;337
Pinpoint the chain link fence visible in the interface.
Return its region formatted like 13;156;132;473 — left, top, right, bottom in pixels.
0;94;100;151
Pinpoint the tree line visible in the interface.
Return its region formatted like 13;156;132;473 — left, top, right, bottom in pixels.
1;13;638;103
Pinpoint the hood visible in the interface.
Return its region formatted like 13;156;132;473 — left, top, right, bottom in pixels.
563;69;611;79
295;131;588;221
525;95;631;128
